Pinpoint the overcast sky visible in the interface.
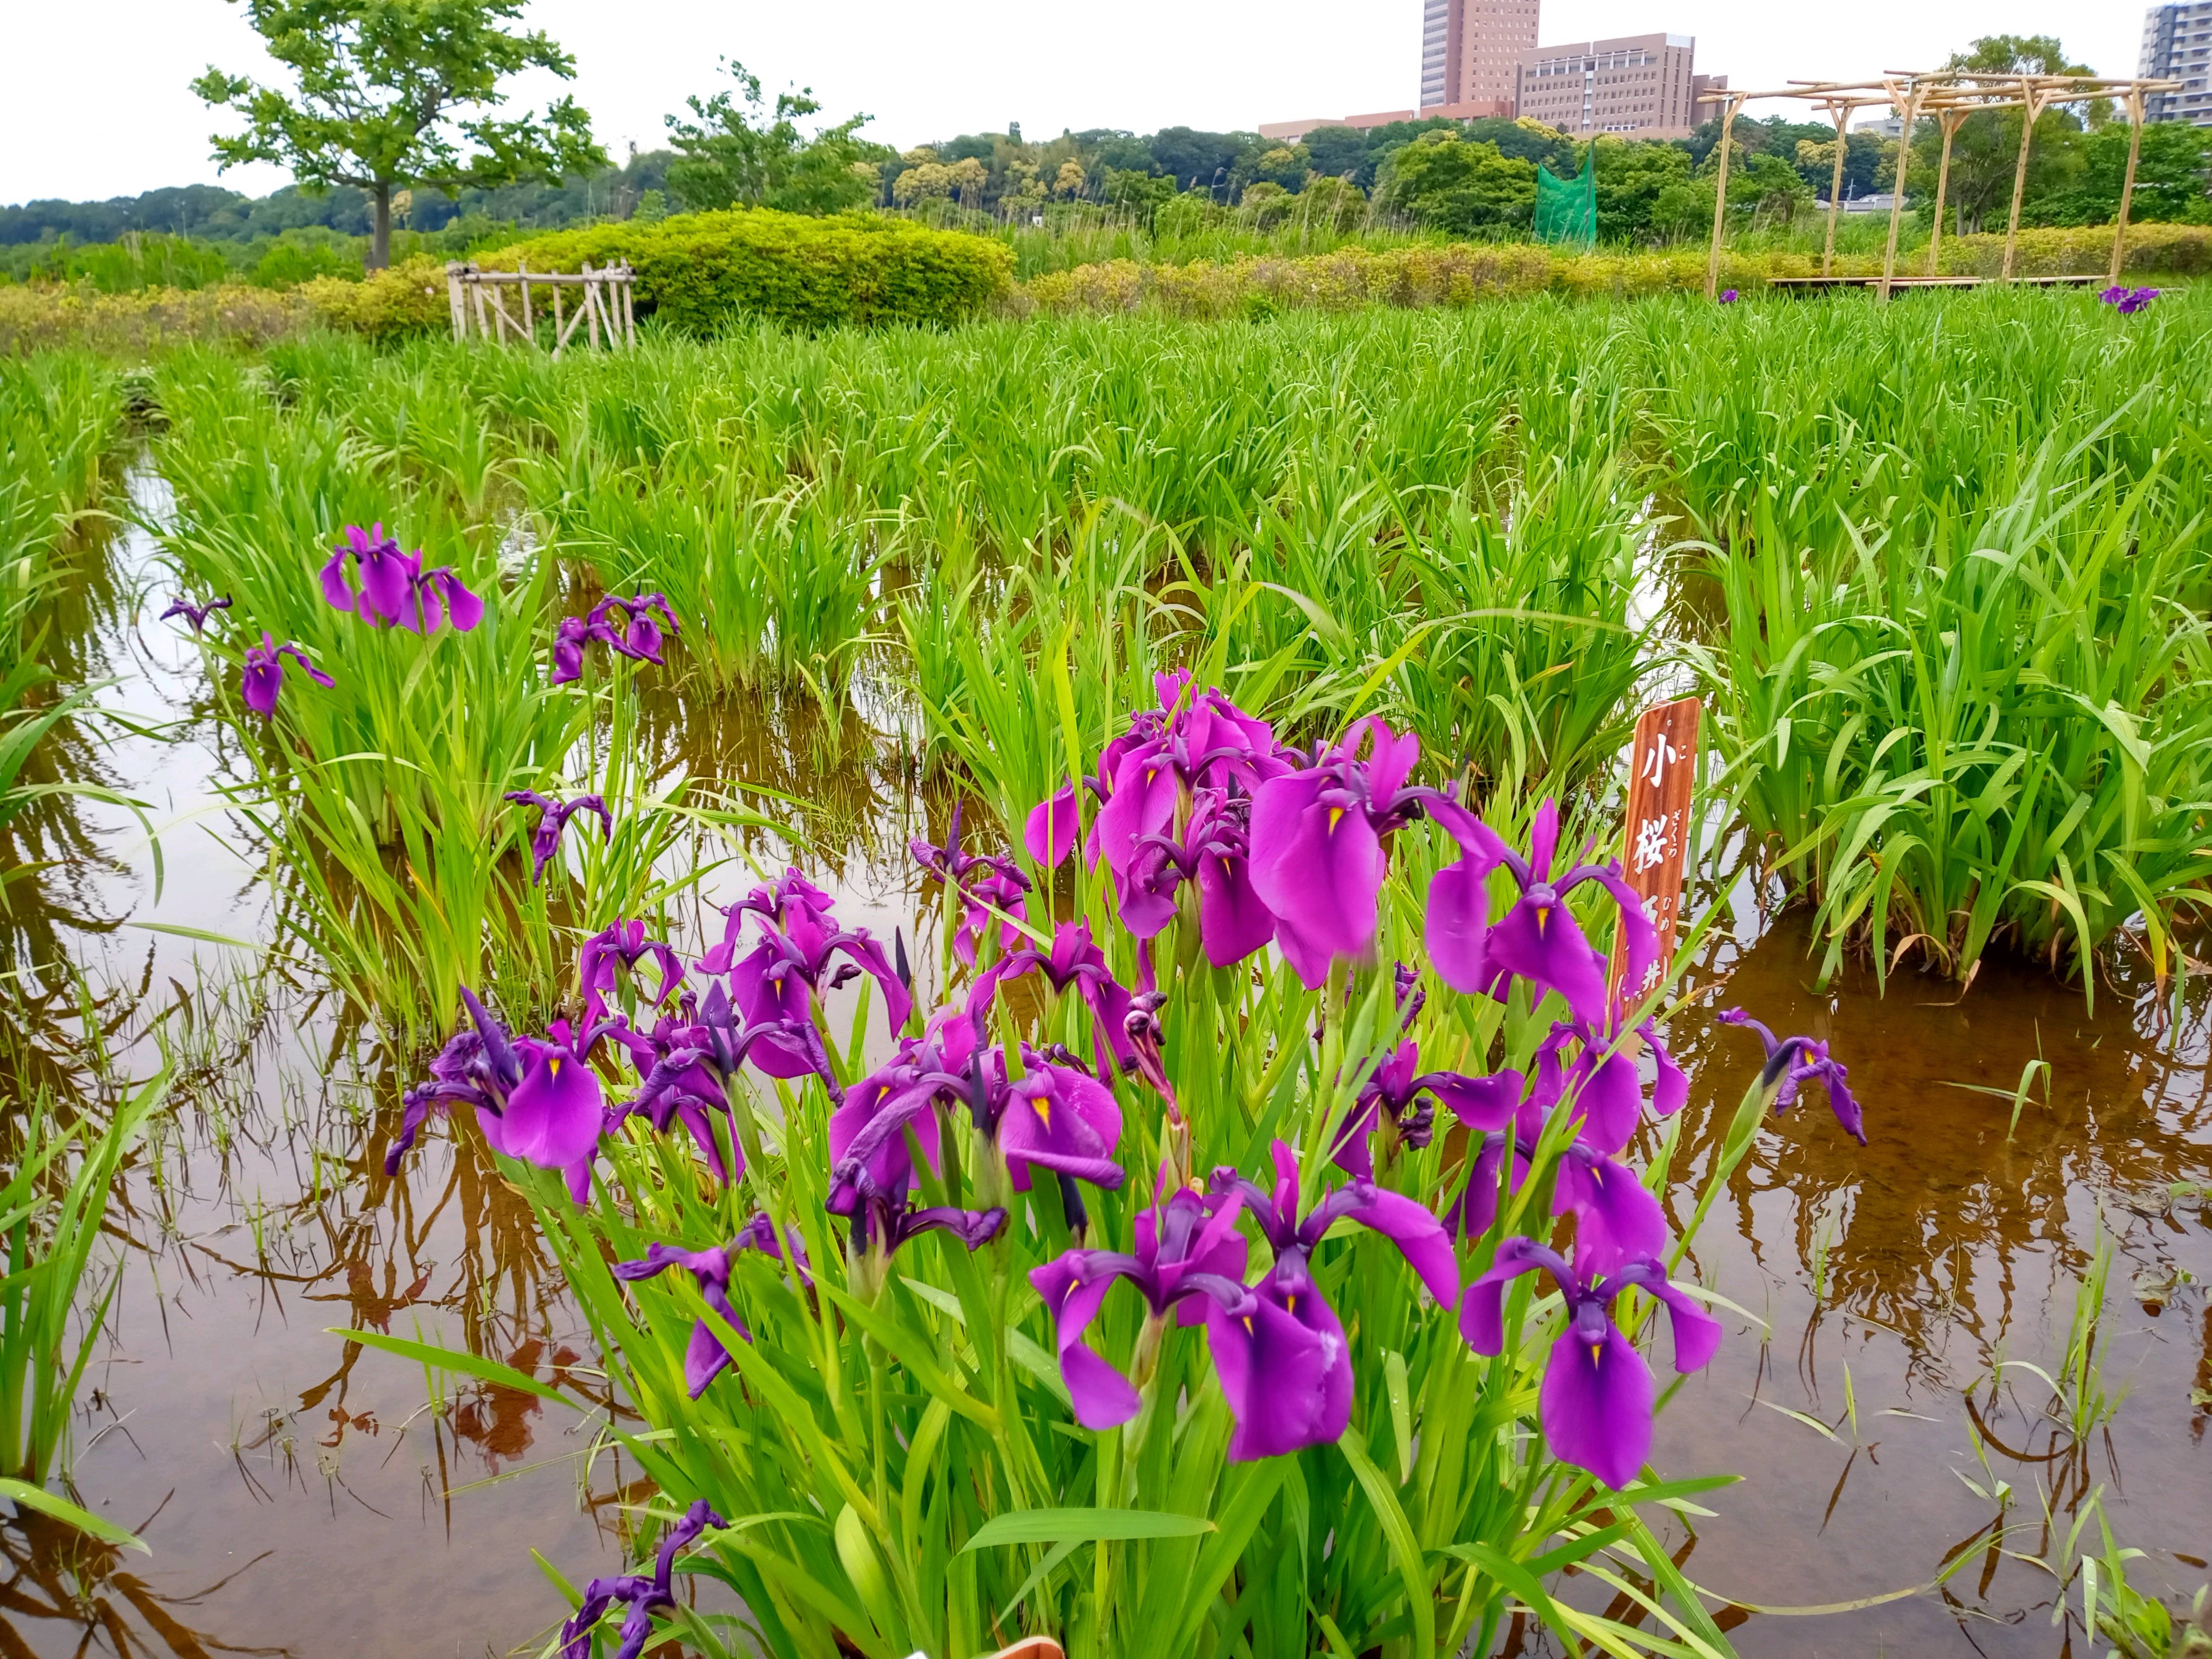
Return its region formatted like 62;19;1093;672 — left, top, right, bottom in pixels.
2;0;2147;206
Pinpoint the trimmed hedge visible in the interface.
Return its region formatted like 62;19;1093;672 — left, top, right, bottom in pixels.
1017;223;2212;318
300;254;451;340
478;208;1014;333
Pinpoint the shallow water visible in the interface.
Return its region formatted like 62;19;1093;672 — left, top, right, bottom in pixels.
5;481;2209;1657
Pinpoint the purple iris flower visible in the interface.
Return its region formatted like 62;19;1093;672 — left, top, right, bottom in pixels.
1525;1013;1688;1156
1026;780;1081;868
1202;1141;1459;1461
2100;284;2160;314
831;1020;1126;1213
1115;785;1275;968
910;801;1032;966
550;593;679;685
1086;672;1287;878
1030;1177;1253;1428
1425;797;1657;1027
557;1498;725;1659
1248;717;1440;988
827;1054;1006;1299
969;920;1139;1078
320;523;482;634
390;988;612;1198
698;868;912;1065
1719;288;1739;303
240;633;333;717
1463;1236;1721;1490
580;919;684;1025
623;979;834;1131
594;593;680;662
824;1008;975;1213
159;594;230;634
503;790;612;884
605;999;747;1180
613;1215;808;1396
1717;1009;1866;1143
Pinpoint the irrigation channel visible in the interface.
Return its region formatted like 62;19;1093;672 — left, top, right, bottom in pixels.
7;369;2212;1654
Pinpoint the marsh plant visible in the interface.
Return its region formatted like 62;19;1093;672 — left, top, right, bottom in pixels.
370;674;1867;1659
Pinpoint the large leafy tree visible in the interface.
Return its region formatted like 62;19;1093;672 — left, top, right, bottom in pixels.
1909;35;2094;235
663;61;888;216
1372;131;1536;234
193;0;605;268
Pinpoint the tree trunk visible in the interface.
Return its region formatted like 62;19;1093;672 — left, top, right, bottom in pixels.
371;180;392;271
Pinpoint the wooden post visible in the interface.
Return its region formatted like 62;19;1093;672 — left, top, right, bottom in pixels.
1704;95;1739;301
552;284;565;359
519;260;533;342
583;263;602;351
2111;87;2147;285
470;278;490;343
1823;106;1849;277
621;266;636;347
2001;79;2045;282
445;261;467;341
1926;109;1964;276
1877;84;1919;304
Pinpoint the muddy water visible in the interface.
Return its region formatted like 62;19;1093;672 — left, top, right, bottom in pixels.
6;483;2210;1657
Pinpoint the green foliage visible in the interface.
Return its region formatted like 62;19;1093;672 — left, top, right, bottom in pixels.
2027;121;2212;228
0;1076;167;1490
191;0;607;265
1373;133;1537;236
1662;289;2212;993
298;252;449;338
664;59;889;216
1590;136;1691;241
482;210;1014;333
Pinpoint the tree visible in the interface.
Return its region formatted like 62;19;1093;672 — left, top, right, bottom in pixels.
193;0;604;269
1589;137;1690;241
1909;35;2094;234
1372;132;1536;235
664;60;888;216
2025;120;2212;226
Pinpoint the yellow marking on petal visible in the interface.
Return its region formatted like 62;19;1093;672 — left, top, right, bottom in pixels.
1327;807;1345;833
1589;1343;1603;1367
549;1057;562;1077
1242;1316;1255;1335
1284;1293;1298;1315
1035;1096;1052;1129
1536;906;1550;936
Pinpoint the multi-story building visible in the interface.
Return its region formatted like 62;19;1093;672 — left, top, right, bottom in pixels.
1422;0;1542;118
1513;34;1711;138
2141;2;2212;125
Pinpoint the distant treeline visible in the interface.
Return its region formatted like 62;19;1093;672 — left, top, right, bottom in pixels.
0;151;671;249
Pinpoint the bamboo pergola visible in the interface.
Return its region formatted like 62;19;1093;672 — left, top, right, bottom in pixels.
445;260;636;354
1696;72;2182;302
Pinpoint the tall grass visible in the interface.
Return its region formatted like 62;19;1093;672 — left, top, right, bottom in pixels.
109;283;2212;1042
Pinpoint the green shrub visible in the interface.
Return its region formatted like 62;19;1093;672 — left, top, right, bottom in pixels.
478;207;1013;332
299;254;450;340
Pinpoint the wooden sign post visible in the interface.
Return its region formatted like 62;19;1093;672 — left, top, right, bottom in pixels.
1606;695;1702;1017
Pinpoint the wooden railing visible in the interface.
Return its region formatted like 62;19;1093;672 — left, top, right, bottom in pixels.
444;260;636;354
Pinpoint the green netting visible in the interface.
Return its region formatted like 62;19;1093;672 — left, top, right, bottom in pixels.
1535;148;1596;248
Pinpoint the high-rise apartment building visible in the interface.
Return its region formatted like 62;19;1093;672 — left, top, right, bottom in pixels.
1422;0;1542;118
2141;2;2212;124
1514;34;1711;138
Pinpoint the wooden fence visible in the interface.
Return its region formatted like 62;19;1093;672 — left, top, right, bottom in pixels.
445;261;635;354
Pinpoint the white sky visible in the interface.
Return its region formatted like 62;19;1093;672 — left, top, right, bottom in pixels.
1;0;2146;206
